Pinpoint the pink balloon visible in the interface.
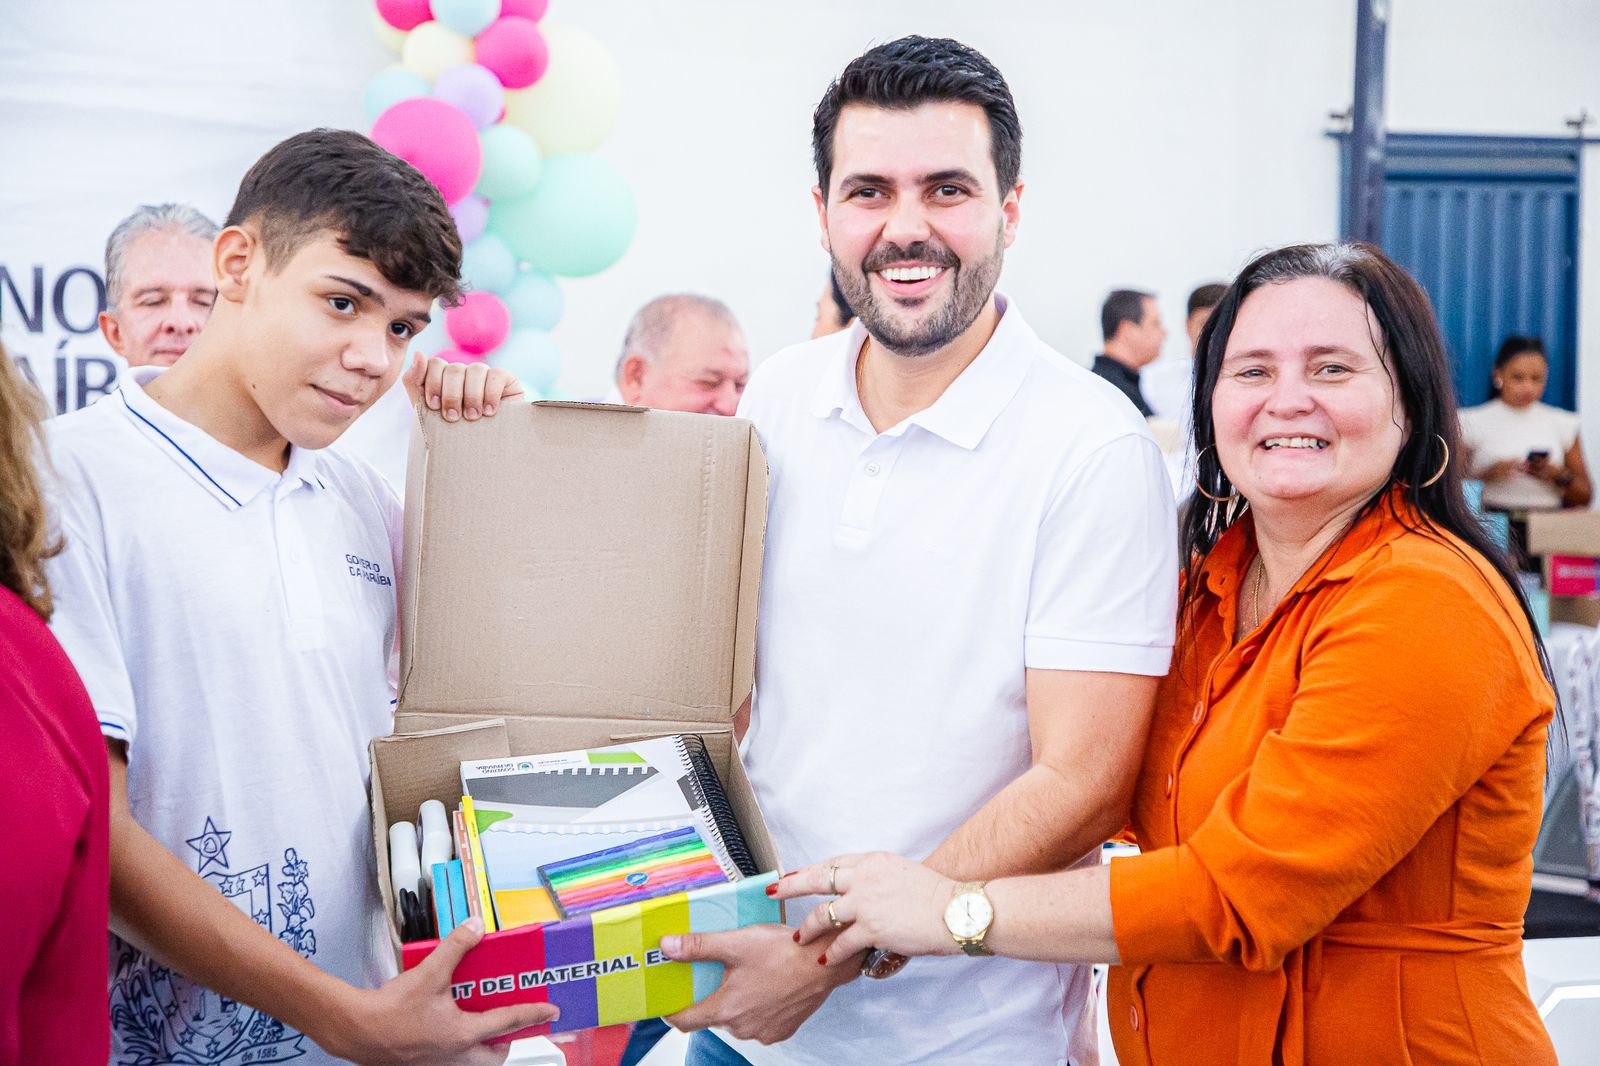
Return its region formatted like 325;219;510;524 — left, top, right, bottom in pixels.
474;17;549;90
500;0;548;20
376;0;431;30
371;98;482;206
435;346;487;365
449;195;489;244
445;292;512;355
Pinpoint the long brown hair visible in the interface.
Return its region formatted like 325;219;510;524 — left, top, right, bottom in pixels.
0;340;61;620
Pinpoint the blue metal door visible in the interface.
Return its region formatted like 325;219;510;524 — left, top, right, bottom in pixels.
1347;135;1581;410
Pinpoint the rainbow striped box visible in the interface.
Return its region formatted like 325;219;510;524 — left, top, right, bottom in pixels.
399;873;781;1032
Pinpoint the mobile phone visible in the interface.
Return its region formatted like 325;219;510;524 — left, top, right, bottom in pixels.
1527;449;1550;463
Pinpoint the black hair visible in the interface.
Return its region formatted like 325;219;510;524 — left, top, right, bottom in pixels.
812;36;1022;201
1187;282;1228;318
1490;334;1547;398
225;129;463;303
1184;241;1551;693
1101;289;1152;342
828;270;854;324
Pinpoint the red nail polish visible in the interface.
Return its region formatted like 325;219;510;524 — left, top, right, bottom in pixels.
792;931;800;943
765;884;777;896
817;954;827;965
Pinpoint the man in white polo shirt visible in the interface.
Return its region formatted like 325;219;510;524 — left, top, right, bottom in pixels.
662;37;1177;1065
46;130;555;1065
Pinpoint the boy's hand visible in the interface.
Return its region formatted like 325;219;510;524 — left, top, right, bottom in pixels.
318;919;557;1065
404;352;524;422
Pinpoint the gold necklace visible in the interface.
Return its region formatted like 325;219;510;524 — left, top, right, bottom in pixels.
1250;555;1265;631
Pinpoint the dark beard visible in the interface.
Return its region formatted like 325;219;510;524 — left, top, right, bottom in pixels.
834;228;1004;357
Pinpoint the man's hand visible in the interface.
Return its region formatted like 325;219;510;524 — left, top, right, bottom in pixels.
403;352;524;423
659;923;859;1045
317;918;558;1066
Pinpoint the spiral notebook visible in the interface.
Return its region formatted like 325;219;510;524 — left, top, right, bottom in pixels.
461;735;757;920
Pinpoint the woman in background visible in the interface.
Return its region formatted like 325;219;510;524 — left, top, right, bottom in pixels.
0;340;110;1066
1461;334;1591;513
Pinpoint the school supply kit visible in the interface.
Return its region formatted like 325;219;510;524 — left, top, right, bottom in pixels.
389;736;761;935
370;401;780;1037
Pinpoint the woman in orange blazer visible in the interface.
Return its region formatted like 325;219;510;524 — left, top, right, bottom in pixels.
775;242;1558;1065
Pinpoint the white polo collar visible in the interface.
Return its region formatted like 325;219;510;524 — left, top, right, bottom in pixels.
808;293;1036;450
116;367;327;510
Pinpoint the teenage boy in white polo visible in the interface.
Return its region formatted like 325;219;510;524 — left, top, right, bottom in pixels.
45;130;556;1066
662;38;1178;1065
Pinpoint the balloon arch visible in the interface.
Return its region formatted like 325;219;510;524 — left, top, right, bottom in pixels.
365;0;635;397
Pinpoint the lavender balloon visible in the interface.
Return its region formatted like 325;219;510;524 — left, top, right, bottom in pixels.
433;63;506;130
450;195;489;245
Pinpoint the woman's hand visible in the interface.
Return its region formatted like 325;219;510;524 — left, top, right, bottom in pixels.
1482;458;1521;481
1526;454;1571;486
772;853;961;966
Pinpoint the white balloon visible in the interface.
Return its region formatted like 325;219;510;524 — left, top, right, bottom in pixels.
402;21;475;83
372;9;408;55
502;26;621;156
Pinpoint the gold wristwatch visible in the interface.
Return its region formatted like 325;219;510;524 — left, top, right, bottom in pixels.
943;881;994;956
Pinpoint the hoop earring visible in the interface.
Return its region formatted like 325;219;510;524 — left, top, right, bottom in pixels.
1193;445;1238;503
1420;433;1449;488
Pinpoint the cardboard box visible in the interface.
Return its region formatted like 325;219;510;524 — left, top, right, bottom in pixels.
1525;510;1600;558
370;401;781;1035
1526;511;1600;628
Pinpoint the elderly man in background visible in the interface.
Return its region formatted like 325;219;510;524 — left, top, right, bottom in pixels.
96;203;218;369
614;294;749;416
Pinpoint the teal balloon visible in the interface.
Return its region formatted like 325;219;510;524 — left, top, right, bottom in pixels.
364;66;430;123
431;0;499;36
488;155;636;278
488;328;562;393
460;233;517;294
475;125;542;202
502;270;564;331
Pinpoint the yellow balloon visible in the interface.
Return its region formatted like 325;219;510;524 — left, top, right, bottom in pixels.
502;26;622;156
371;9;407;55
402;21;475;82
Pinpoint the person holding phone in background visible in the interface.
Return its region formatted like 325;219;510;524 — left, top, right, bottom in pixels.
1460;334;1591;512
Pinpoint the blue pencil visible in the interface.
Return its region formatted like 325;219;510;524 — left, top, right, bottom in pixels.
431;862;455;939
446;860;469;930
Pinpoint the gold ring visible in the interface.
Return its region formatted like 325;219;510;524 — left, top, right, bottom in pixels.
828;865;839;895
827;900;843;928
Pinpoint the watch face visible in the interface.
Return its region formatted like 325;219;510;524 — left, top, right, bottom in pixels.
944;889;993;939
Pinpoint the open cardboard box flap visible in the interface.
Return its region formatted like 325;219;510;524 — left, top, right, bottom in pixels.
398;399;766;724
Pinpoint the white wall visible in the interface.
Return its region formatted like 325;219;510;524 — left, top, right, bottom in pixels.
3;0;1598;438
1387;0;1598;136
551;0;1600;396
553;0;1351;391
